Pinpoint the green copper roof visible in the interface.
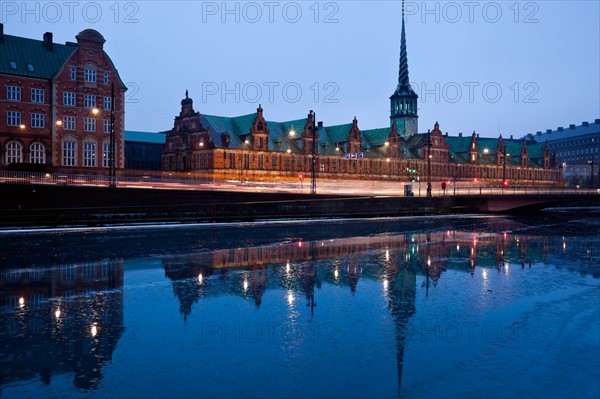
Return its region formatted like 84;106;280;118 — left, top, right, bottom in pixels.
125;131;166;144
0;34;75;79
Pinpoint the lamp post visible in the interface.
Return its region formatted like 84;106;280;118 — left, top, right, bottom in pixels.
426;129;432;197
501;147;509;190
310;110;318;196
588;158;594;189
109;82;116;188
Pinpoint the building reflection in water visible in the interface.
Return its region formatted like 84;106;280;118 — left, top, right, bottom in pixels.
160;226;599;394
0;261;124;391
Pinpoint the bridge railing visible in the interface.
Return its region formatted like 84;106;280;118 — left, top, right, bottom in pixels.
1;170;599;197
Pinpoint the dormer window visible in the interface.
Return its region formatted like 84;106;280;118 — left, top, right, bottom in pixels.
9;61;17;70
27;64;34;72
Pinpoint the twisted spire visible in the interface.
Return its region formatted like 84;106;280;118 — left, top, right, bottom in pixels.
398;0;409;87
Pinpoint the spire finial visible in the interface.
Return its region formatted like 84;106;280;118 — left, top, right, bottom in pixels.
397;0;410;88
185;89;188;99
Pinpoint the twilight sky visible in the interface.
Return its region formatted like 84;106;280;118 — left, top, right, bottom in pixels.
4;1;599;137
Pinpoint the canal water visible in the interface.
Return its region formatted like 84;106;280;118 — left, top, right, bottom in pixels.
1;212;599;398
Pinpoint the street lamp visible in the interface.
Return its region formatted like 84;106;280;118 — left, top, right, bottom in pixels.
109;83;116;188
501;148;509;189
310;110;317;196
426;129;432;197
588;158;594;188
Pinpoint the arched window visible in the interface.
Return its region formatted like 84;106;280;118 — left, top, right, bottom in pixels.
6;141;22;164
30;142;46;164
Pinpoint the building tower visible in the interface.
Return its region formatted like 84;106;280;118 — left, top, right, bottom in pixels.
390;0;418;137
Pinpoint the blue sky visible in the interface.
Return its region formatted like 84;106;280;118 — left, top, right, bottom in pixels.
4;1;599;137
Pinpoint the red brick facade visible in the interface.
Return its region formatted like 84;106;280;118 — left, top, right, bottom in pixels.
0;25;126;172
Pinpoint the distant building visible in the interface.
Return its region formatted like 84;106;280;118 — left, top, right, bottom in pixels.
160;8;559;187
0;24;126;173
524;120;600;187
124;131;166;171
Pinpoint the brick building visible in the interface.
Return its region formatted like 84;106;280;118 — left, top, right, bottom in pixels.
162;9;561;188
0;24;126;173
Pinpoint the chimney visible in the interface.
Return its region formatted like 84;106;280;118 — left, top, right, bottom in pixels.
318;121;323;128
510;135;513;140
582;121;589;127
557;126;563;131
43;32;53;50
476;133;479;138
595;119;600;124
569;124;575;129
0;23;4;43
458;132;462;137
546;129;552;133
536;131;542;135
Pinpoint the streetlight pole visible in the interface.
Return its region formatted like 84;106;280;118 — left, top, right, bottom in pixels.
109;82;116;188
588;158;594;189
426;129;432;197
311;110;317;196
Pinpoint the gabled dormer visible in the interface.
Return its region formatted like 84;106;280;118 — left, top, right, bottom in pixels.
520;138;529;167
249;104;269;151
543;141;550;169
496;135;505;165
386;121;401;158
301;110;319;155
428;121;450;162
469;131;478;163
346;117;362;154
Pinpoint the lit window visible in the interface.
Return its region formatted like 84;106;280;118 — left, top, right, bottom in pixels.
83;142;97;167
63;115;76;130
31;113;45;128
31;88;45;103
84;68;96;83
5;141;23;164
30;143;46;164
7;111;22;126
84;117;96;132
7;86;21;101
104;96;112;110
84;94;96;108
63;92;76;106
62;140;76;166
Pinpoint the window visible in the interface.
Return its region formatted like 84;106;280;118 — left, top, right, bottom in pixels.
9;61;17;70
104;119;111;133
84;117;96;132
6;141;23;164
103;96;112;110
27;64;34;72
7;86;21;101
7;111;22;126
70;66;76;80
103;142;110;167
62;140;76;166
30;143;45;164
84;94;96;108
63;115;75;130
31;113;45;128
104;71;109;84
63;91;75;106
84;68;96;83
83;142;97;167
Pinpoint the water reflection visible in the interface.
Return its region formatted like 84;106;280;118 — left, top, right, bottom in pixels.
0;261;124;391
1;216;598;397
157;226;598;395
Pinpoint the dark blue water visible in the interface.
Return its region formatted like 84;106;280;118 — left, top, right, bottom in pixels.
1;214;599;398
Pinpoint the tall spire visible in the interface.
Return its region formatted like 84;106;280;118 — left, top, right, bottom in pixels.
398;0;409;88
389;0;418;135
395;0;415;95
